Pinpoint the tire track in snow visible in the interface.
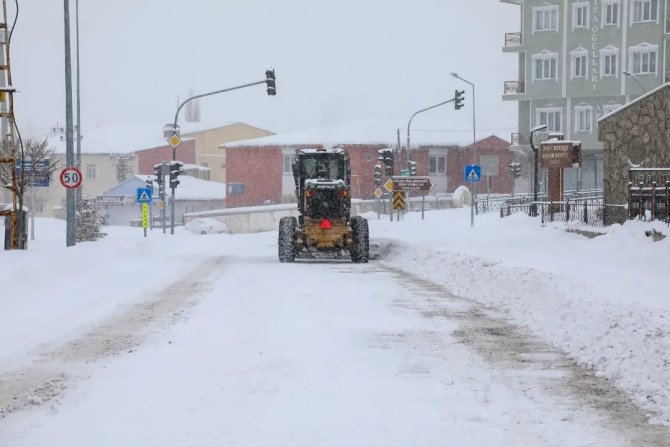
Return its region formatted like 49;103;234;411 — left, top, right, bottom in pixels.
0;256;227;420
374;263;670;447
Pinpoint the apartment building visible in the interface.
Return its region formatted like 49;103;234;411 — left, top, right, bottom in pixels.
501;0;669;189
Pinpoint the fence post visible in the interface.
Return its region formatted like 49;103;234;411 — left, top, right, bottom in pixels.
583;200;588;224
550;202;554;222
639;182;644;221
652;182;657;221
628;181;633;220
566;200;571;221
666;181;670;225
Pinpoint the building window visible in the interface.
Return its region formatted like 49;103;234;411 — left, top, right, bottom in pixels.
532;51;558;81
600;46;619;77
533;5;559;32
603;103;622;115
575;105;593;133
283;154;294;174
571;48;588;79
630;43;658;74
537;107;562;132
573;2;589;29
86;164;96;180
632;0;658;23
366;153;373;162
603;0;620;26
429;156;446;174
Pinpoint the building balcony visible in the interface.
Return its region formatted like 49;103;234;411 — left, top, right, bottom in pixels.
503;80;525;96
503;32;522;52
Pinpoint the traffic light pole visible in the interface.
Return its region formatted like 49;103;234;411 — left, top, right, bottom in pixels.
169;74;275;235
406;98;456;165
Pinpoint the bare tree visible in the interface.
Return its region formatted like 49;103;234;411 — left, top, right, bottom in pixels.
0;138;60;247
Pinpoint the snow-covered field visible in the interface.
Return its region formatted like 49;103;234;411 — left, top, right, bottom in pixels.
0;207;669;445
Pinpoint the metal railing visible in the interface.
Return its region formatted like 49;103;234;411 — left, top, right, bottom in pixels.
504;32;522;47
479;189;603;216
628;181;670;223
504;80;525;95
500;200;627;228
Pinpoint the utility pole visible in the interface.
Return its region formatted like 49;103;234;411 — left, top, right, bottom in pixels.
0;0;19;249
64;0;76;246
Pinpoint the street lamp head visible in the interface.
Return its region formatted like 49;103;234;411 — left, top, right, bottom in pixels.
450;72;459;78
531;124;548;133
623;70;632;76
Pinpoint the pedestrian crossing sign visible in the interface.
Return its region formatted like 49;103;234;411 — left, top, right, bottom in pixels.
464;165;481;183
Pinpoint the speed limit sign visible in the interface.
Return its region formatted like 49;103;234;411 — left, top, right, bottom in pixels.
60;166;83;189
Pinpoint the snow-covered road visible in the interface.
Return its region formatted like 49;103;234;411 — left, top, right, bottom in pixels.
2;226;668;446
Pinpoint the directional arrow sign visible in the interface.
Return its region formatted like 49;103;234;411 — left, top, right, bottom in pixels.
464;165;481;183
392;176;435;193
392;191;405;210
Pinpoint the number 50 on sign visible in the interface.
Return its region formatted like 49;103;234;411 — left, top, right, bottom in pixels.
60;166;83;189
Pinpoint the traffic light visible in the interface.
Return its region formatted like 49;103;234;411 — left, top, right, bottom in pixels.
383;149;394;176
509;162;522;179
169;161;184;189
145;176;153;190
454;89;465;110
572;143;582;167
265;69;276;96
153;163;163;185
407;160;417;176
374;164;382;186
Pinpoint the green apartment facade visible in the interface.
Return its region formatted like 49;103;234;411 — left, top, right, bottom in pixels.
502;0;669;188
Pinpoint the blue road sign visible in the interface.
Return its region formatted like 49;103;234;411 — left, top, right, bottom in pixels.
16;159;50;187
136;187;153;204
464;165;482;183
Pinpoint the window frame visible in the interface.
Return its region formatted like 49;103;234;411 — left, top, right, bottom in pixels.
86;163;96;180
629;43;658;75
571;48;588;79
572;2;590;29
533;5;560;32
602;0;620;26
429;156;446;175
631;0;658;23
532;51;559;81
282;154;294;174
600;46;619;77
574;105;593;133
536;107;563;133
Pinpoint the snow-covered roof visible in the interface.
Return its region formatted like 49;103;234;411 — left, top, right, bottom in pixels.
101;175;226;200
598;83;669;123
31;121;267;155
220;118;469;148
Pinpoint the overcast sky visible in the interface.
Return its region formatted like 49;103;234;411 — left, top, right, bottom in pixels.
11;1;520;145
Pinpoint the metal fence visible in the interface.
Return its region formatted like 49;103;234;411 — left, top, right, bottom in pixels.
478;188;603;216
628;181;670;223
500;199;628;228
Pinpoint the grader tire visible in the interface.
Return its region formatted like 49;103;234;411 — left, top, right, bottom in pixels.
350;216;369;263
278;217;297;263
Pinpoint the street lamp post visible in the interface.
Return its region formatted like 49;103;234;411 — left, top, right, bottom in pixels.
623;70;648;94
451;73;476;227
529;124;547;216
